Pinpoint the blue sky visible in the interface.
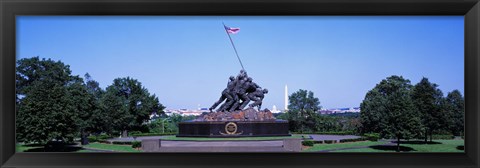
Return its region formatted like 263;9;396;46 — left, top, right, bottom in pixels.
17;16;464;110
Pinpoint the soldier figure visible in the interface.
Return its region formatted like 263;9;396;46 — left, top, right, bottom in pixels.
248;88;268;110
239;69;247;79
209;69;268;112
209;76;236;112
229;76;249;111
246;77;260;93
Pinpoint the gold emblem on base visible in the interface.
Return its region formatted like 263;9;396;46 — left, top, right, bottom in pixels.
219;122;243;135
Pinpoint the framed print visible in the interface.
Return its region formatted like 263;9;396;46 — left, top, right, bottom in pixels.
1;0;479;168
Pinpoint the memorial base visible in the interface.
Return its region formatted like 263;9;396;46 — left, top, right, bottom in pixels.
177;120;290;137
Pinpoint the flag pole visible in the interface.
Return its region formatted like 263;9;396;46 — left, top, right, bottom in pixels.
223;22;245;71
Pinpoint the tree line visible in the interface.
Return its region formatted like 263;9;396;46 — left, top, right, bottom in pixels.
16;57;165;145
281;75;464;151
360;75;464;151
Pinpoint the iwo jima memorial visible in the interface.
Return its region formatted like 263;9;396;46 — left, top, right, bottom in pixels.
177;24;290;137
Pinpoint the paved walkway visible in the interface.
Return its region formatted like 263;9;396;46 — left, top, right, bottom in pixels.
156;140;286;152
156;146;287;152
159;140;283;147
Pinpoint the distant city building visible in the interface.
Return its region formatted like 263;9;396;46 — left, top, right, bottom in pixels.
164;108;209;116
271;105;281;113
318;107;361;115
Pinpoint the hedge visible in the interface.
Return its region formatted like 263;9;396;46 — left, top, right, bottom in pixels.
324;140;335;144
302;140;315;146
128;131;143;137
132;141;142;148
87;136;98;142
87;134;112;142
363;133;380;141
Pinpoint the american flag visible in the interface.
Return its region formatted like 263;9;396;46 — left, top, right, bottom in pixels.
224;25;240;34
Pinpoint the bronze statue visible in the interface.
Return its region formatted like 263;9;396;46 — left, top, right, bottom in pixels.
248;88;268;110
209;76;236;112
209;70;266;112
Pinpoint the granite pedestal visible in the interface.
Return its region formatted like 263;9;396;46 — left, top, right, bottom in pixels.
177;120;290;137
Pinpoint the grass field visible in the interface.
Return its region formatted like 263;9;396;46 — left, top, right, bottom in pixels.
161;135;306;141
82;143;140;152
16;144;44;152
17;142;140;152
305;140;464;152
303;141;386;152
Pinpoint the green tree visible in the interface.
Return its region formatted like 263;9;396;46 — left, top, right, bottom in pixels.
287;89;321;133
360;75;422;152
148;118;170;133
83;73;109;135
65;76;97;145
412;77;444;142
16;57;78;144
101;77;164;137
85;73;104;100
444;90;464;136
164;114;196;133
360;89;386;134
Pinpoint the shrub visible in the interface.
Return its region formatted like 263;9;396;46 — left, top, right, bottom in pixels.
364;133;380;141
96;134;112;140
302;140;315;146
132;141;142;148
87;136;97;142
128;131;143;137
87;134;113;143
324;140;335;144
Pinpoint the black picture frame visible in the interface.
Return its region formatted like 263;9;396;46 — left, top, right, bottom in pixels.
1;0;479;167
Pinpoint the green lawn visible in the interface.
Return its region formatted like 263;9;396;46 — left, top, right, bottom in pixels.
331;148;391;152
82;143;140;152
16;143;44;152
310;140;464;153
398;140;464;152
303;141;386;152
77;149;99;152
161;135;306;141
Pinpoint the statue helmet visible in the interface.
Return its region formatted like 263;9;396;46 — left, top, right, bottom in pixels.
229;76;235;80
240;70;247;76
263;89;268;93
